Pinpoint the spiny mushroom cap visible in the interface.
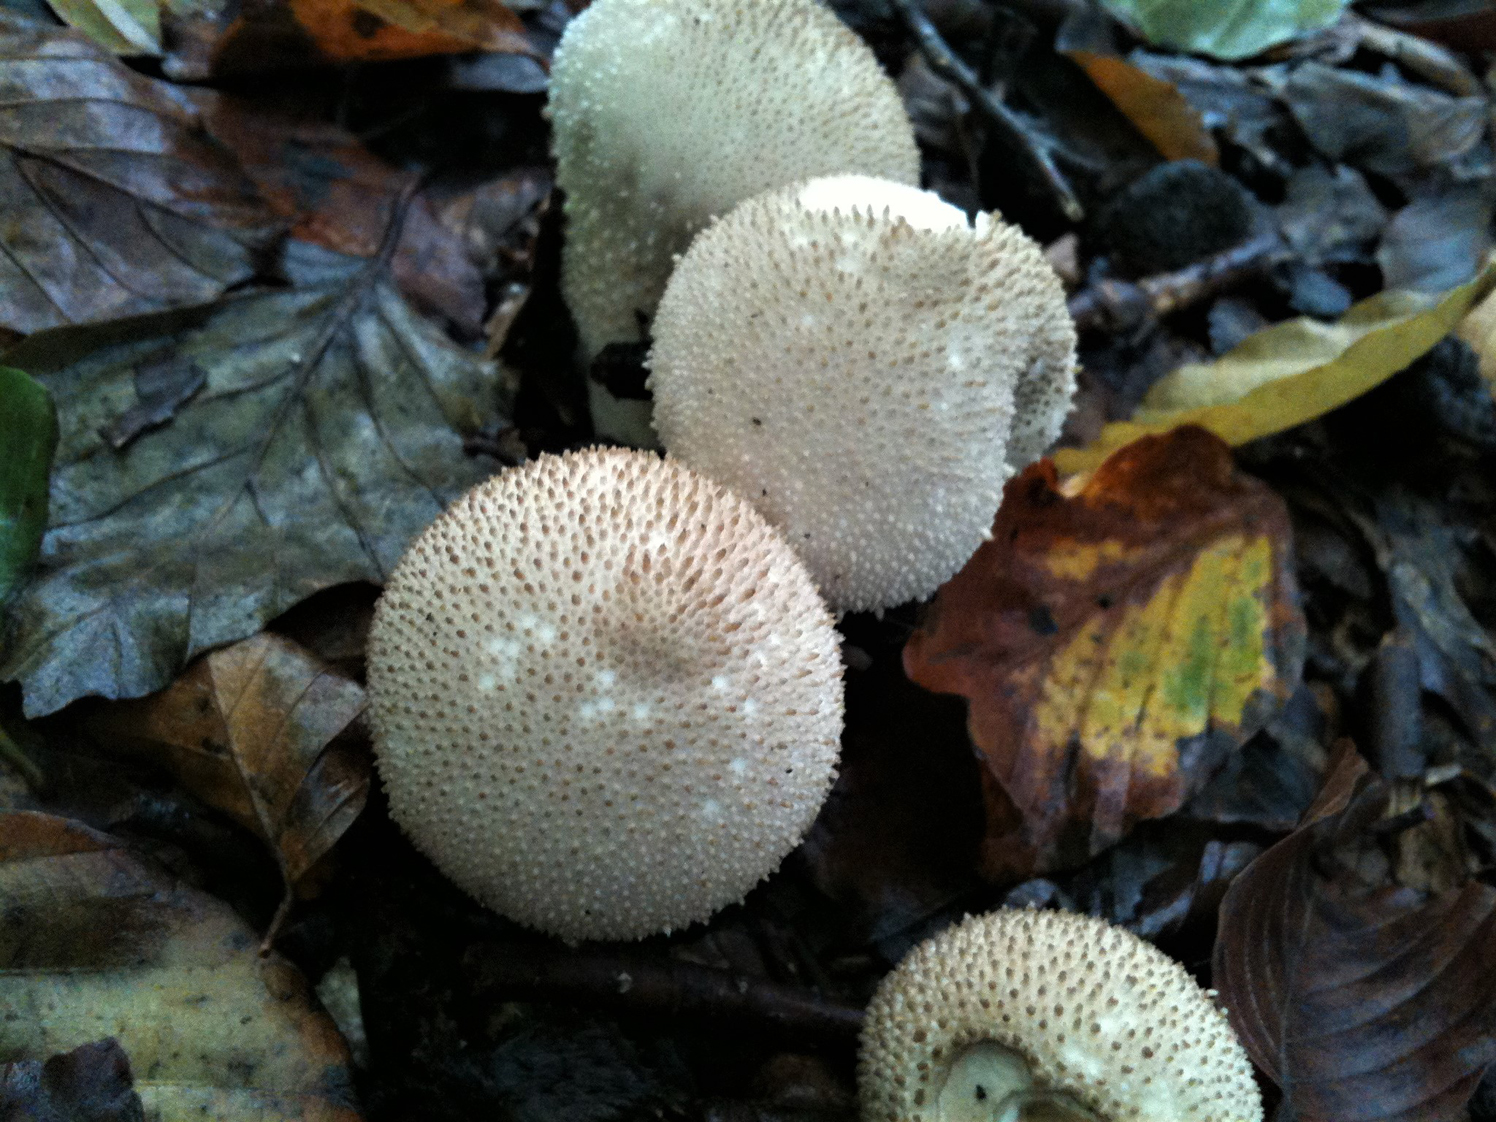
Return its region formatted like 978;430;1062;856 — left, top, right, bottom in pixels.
366;448;844;942
859;909;1263;1122
648;175;1078;613
549;0;919;363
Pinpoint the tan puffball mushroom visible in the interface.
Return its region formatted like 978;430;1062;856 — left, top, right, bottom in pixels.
648;174;1078;613
859;909;1263;1122
549;0;919;444
366;448;844;942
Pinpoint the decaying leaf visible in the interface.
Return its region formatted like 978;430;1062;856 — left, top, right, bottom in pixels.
98;632;369;900
207;104;487;335
0;15;280;335
1056;258;1496;475
0;811;363;1120
905;427;1305;881
0;367;56;607
1065;50;1218;165
0;242;507;717
1215;749;1496;1121
0;1038;143;1122
1097;0;1350;61
45;0;160;54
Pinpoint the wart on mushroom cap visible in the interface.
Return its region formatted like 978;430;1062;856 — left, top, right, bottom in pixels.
365;448;844;942
859;909;1263;1122
548;0;919;444
648;174;1078;613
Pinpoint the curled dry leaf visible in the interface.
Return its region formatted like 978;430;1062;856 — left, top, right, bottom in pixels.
0;243;508;717
0;1038;143;1122
98;632;369;900
0;15;279;335
1214;748;1496;1121
0;811;362;1121
905;427;1305;881
1056;258;1496;475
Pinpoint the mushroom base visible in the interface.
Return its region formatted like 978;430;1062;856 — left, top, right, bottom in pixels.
937;1043;1104;1122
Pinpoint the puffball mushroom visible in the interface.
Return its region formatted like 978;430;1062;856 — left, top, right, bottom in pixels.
859;909;1263;1122
366;448;844;942
648;175;1078;613
549;0;919;444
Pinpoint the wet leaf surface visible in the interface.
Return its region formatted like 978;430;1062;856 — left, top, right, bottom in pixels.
96;632;369;897
0;242;507;717
1215;750;1496;1121
0;15;280;334
0;810;362;1121
0;1038;144;1122
0;366;56;606
906;427;1305;880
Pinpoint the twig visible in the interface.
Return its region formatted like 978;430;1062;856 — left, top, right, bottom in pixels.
887;0;1085;223
0;721;46;793
1067;233;1290;333
465;941;864;1038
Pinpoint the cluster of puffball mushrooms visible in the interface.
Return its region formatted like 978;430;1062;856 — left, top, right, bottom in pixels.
364;0;1264;1118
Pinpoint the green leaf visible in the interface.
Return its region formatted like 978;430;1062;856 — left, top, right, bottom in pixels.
44;0;161;55
1055;258;1496;475
1;244;508;717
0;367;57;607
1097;0;1351;61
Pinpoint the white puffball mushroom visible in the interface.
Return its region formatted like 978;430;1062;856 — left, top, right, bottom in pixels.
648;174;1078;613
366;448;844;942
549;0;919;444
859;909;1264;1122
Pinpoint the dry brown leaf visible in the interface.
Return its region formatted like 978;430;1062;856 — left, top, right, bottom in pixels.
1066;50;1218;165
0;811;362;1121
1215;747;1496;1121
97;633;369;900
905;427;1305;881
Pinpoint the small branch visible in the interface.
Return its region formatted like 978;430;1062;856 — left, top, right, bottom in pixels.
887;0;1085;223
466;941;864;1038
1067;233;1290;333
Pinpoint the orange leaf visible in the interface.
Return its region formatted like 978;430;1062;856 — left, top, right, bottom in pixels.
1067;50;1218;166
288;0;531;62
99;633;369;891
904;426;1304;881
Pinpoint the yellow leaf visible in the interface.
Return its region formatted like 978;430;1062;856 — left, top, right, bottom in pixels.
45;0;160;54
1055;258;1496;475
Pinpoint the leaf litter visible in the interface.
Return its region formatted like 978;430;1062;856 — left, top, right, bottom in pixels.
5;0;1496;1119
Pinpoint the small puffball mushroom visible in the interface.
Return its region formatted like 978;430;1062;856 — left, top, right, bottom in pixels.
549;0;919;443
366;448;844;942
859;909;1263;1122
648;175;1077;612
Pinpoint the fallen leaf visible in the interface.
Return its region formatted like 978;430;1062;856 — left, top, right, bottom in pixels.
97;633;368;904
45;0;159;54
207;103;487;335
0;810;363;1120
1378;184;1495;293
1097;0;1350;60
1262;60;1488;179
0;1039;143;1122
0;15;280;334
905;427;1305;880
0;367;56;607
1056;258;1496;475
1457;284;1496;388
162;0;536;75
1065;50;1218;165
0;241;508;717
1214;751;1496;1121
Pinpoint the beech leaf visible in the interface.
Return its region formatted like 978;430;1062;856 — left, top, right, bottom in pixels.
1215;752;1496;1120
98;632;369;895
0;811;363;1120
1097;0;1351;61
905;427;1305;880
0;243;507;717
0;15;280;334
1056;259;1496;475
